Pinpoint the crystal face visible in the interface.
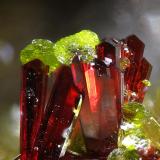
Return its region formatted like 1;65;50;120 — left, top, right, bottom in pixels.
96;42;116;65
34;66;82;159
71;58;121;158
121;35;152;103
19;31;156;160
20;39;60;72
123;35;145;90
53;30;100;64
20;59;48;159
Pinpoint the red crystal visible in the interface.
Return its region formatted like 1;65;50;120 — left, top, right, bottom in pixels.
124;35;145;91
133;58;152;91
110;66;122;124
125;64;138;91
71;57;121;158
122;35;152;103
20;59;48;160
125;35;144;63
35;65;81;159
96;42;121;123
96;42;116;65
71;56;86;94
133;58;152;102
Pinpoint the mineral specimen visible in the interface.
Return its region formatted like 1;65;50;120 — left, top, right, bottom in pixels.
19;30;156;160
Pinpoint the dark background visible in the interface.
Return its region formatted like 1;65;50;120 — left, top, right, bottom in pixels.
0;0;160;159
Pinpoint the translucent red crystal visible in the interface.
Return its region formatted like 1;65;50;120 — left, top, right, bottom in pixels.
124;35;144;62
133;58;152;91
134;58;152;102
71;56;121;158
35;65;81;159
20;59;48;160
96;41;116;65
122;35;152;102
123;35;144;90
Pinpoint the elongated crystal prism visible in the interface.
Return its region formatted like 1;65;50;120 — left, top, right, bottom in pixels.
71;56;121;158
20;59;48;160
96;42;116;65
125;35;144;63
122;35;152;103
123;35;144;91
134;58;152;102
35;65;82;159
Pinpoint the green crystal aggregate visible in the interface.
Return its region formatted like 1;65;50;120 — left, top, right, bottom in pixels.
108;102;160;159
118;102;149;152
53;30;100;64
122;102;160;150
20;30;100;72
20;39;60;71
120;102;148;143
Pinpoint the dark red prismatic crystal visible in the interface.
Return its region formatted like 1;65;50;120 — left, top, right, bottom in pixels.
82;63;120;158
35;65;82;160
20;59;48;160
133;58;152;92
96;42;116;65
133;58;152;102
125;35;144;63
96;41;121;123
123;35;145;91
70;41;121;159
121;35;152;102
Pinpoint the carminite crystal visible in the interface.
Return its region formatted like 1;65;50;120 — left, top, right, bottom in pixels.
18;30;160;160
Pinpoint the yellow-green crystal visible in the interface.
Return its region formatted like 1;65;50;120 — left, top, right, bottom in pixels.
108;102;154;159
123;102;146;124
20;39;60;71
142;79;151;87
119;103;149;151
20;30;100;72
115;101;160;160
53;30;100;64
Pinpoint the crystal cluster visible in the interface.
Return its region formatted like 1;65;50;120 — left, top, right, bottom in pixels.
19;30;159;160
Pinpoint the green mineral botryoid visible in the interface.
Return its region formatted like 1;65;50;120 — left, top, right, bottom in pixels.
20;30;100;72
